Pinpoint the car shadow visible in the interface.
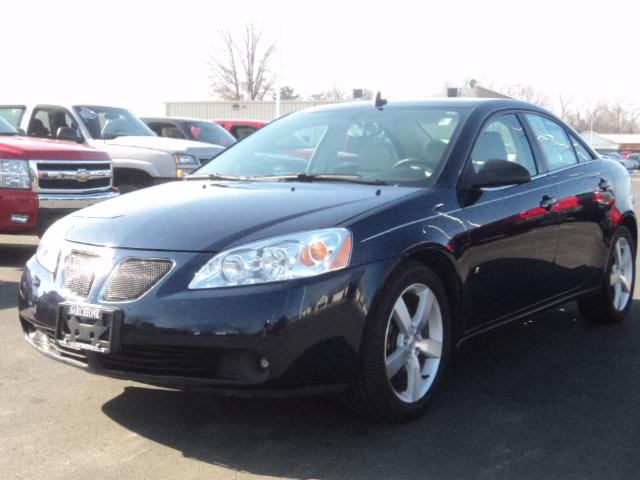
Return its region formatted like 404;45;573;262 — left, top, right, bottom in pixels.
0;243;35;268
102;300;640;480
0;244;34;311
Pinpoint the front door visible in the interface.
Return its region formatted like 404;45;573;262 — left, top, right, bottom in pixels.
460;113;560;328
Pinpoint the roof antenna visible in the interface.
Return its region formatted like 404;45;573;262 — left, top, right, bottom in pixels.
374;91;387;110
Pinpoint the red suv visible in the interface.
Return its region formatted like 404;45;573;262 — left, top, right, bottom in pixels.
0;117;117;235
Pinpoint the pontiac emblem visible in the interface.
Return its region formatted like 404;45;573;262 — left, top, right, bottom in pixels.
76;169;91;182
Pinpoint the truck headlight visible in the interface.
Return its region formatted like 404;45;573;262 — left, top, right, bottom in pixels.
189;228;352;289
175;154;200;178
0;159;31;189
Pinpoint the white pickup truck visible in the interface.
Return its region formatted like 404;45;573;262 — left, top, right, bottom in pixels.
0;104;224;192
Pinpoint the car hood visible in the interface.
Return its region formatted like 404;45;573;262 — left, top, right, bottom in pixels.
100;136;223;156
64;180;420;252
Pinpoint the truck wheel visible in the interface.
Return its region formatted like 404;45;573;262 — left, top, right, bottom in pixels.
578;226;635;324
345;261;452;422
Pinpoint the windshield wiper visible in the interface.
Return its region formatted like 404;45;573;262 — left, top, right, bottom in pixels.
185;173;247;181
267;173;387;185
0;132;18;136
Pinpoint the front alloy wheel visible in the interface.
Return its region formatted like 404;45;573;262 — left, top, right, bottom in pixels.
385;283;443;403
347;262;451;422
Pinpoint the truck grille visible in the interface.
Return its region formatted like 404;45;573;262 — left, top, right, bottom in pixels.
103;258;173;301
32;160;112;192
63;250;101;297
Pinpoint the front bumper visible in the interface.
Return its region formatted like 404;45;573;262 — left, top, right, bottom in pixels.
18;243;395;390
38;189;120;210
0;189;119;234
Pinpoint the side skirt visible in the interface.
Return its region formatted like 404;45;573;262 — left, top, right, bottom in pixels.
456;286;601;347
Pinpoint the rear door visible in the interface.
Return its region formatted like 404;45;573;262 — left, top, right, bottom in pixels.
524;113;612;293
461;112;561;327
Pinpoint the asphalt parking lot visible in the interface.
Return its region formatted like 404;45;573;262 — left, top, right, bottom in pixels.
2;181;640;480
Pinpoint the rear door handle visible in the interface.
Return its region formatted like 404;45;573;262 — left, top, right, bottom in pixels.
540;195;558;211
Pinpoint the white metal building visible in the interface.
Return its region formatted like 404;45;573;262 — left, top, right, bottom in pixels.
165;100;339;121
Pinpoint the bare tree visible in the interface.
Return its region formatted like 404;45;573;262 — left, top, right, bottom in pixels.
278;86;300;100
309;84;348;101
210;24;276;101
564;100;640;133
557;93;574;121
501;83;551;107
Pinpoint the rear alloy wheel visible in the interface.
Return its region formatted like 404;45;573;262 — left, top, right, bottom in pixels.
578;226;635;324
346;262;452;422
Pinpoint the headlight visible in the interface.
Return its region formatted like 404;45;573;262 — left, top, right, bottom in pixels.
35;216;76;273
0;159;31;189
36;238;60;273
189;228;353;289
175;154;199;178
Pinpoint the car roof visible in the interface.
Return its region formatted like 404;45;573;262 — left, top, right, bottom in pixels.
297;97;551;115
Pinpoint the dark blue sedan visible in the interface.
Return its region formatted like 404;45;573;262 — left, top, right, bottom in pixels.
19;98;636;422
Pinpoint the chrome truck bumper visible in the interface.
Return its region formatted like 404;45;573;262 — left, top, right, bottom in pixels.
38;190;120;210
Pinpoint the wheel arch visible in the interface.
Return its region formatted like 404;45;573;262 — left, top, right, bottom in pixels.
113;167;154;186
404;245;465;340
619;213;637;249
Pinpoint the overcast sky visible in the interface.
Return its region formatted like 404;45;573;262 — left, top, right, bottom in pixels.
2;0;639;116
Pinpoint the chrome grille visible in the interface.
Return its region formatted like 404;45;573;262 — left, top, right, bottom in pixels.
31;160;112;193
63;251;101;297
104;259;173;301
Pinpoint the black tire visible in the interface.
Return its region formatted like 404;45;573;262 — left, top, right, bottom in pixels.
578;226;635;324
345;261;452;422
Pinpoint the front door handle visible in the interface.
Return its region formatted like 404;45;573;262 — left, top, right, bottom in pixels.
540;195;558;211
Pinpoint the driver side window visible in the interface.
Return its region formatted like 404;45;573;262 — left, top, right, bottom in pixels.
471;114;537;176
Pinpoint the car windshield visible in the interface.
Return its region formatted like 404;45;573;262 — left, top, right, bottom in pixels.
187;121;236;146
0;117;19;135
73;105;156;140
196;105;467;186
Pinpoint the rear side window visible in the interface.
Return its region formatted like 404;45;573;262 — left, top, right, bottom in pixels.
28;107;78;139
525;114;578;171
570;135;594;162
471;114;538;176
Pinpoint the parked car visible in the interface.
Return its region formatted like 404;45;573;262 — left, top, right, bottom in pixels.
19;98;636;422
600;153;639;171
213;120;266;140
626;152;640;163
0;104;224;192
0;117;116;235
142;117;236;147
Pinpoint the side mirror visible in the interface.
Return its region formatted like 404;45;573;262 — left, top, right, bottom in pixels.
56;127;83;143
16;127;26;135
469;159;531;189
